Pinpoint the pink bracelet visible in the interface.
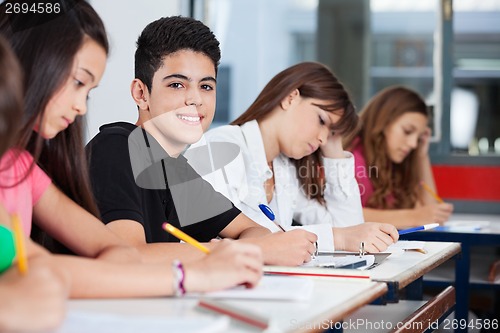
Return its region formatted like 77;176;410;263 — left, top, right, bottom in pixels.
171;259;186;296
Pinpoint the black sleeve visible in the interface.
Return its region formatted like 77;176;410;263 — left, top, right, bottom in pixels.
165;158;241;242
87;132;145;226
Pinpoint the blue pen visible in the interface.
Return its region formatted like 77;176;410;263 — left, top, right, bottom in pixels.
434;225;481;232
258;204;286;232
398;223;440;235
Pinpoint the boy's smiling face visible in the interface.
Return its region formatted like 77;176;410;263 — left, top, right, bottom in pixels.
137;49;217;154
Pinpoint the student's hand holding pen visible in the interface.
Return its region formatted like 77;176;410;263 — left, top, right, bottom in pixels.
333;222;399;253
256;204;317;266
244;229;318;266
182;239;263;292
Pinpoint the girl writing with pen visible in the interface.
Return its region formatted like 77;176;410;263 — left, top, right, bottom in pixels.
345;86;454;228
204;62;398;253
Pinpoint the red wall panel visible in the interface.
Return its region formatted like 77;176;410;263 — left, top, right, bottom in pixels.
432;165;500;201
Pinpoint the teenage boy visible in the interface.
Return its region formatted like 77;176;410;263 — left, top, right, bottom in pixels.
87;16;317;266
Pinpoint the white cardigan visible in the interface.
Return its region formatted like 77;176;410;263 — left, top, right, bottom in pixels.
192;120;364;252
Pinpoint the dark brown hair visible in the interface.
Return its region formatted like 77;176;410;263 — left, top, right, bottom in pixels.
0;0;108;252
232;62;357;204
135;16;220;92
345;86;429;209
0;35;22;157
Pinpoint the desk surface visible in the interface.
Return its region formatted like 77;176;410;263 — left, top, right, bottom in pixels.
64;280;388;333
61;242;459;333
450;213;500;224
368;241;461;289
443;213;500;235
403;214;500;244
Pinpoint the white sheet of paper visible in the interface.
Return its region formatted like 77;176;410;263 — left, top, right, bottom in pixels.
196;275;314;301
56;310;229;333
387;240;426;252
443;220;490;231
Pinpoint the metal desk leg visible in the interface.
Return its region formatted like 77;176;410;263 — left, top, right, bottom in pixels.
406;276;424;300
455;244;469;333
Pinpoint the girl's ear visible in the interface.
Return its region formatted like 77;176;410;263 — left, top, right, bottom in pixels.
280;89;300;111
130;79;150;111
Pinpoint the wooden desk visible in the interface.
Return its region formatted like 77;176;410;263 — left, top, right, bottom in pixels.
63;279;387;333
402;214;500;333
368;241;461;302
345;286;455;333
59;243;459;333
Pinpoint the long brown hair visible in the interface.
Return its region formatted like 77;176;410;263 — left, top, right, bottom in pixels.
231;62;358;204
345;86;428;209
0;35;22;157
0;0;109;252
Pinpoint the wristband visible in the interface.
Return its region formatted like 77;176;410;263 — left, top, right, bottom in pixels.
171;259;186;296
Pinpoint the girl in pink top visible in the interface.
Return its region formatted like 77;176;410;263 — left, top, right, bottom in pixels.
0;1;261;300
0;150;51;236
0;34;67;333
346;86;453;228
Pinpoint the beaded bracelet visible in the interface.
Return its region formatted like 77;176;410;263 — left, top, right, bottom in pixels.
171;259;186;296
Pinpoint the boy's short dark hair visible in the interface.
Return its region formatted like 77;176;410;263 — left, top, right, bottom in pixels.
135;16;221;92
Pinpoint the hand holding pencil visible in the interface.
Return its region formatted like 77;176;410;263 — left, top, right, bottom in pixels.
162;223;263;292
420;181;444;203
418;182;453;224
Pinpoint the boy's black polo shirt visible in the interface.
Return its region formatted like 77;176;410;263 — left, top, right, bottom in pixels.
86;122;240;243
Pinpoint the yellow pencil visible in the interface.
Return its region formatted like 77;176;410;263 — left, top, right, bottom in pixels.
11;214;28;275
162;223;210;254
420;181;444;204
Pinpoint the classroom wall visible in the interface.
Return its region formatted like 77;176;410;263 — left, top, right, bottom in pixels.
85;0;186;142
433;165;500;201
433;165;500;213
208;0;295;123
